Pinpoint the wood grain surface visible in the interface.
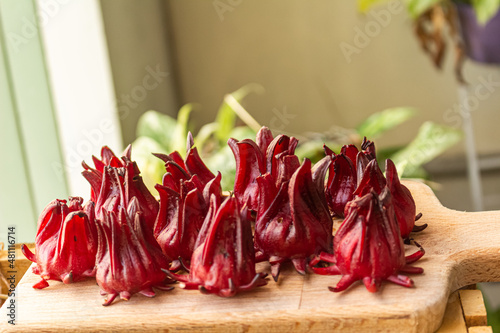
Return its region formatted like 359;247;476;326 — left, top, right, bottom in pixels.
1;181;500;333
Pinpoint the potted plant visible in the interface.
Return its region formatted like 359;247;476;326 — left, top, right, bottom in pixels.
359;0;500;81
455;0;500;64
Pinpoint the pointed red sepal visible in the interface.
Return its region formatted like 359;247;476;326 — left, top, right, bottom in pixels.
385;159;418;239
310;189;424;293
353;159;386;197
228;138;266;212
254;159;333;281
256;126;274;156
96;202;172;306
25;198;98;289
154;170;222;271
168;197;267;297
325;154;356;217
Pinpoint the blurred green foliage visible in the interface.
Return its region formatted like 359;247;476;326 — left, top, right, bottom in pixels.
133;86;462;192
482;286;500;332
359;0;500;24
132;84;262;191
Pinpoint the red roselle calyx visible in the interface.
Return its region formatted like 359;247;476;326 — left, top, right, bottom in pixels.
153;135;221;271
385;159;427;238
95;198;173;306
82;145;132;202
353;159;426;239
154;165;223;272
311;189;425;292
228;138;265;212
324;138;377;217
353;159;386;198
88;154;159;230
254;157;333;281
228;126;299;213
22;197;98;289
153;132;216;189
164;196;268;297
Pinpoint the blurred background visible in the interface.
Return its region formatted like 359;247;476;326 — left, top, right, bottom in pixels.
1;0;500;328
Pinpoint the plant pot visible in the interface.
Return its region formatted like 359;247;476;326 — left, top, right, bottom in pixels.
455;3;500;64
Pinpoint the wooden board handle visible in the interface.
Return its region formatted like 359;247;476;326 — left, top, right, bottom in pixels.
405;181;500;290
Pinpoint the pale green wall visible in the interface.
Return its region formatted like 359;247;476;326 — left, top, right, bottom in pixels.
0;0;68;243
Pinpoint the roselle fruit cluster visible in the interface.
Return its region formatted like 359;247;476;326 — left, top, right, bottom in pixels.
230;128;426;292
164;196;268;296
309;141;426;292
23;146;173;305
23;126;429;304
152;136;268;296
229;128;332;281
153;137;223;272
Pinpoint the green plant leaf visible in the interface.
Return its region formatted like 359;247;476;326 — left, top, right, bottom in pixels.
356;107;416;139
472;0;500;24
358;0;390;12
204;145;236;191
407;0;441;18
390;122;463;177
195;122;219;150
136;110;177;150
172;103;193;157
482;284;500;333
228;126;257;141
295;140;343;164
131;136;168;193
214;83;263;143
377;146;404;163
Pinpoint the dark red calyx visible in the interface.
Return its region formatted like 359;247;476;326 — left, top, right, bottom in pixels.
228;127;299;217
266;134;299;179
361;136;376;161
355;158;422;239
340;145;359;166
164;196;267;297
228;138;266;212
385;159;420;239
123;161;160;229
154;133;216;189
256;126;274;156
185;146;215;187
325;154;356;218
95;200;173;306
93;162;158;230
84;145;159;229
154;169;223;272
323;139;377;217
254;158;333;281
353;159;386;197
22;197;98;289
310;189;424;293
82;145;132;202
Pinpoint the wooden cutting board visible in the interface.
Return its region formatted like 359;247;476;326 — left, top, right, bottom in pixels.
1;181;500;333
